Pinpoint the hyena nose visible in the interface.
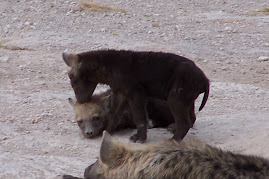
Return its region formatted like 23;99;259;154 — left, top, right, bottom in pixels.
86;131;93;136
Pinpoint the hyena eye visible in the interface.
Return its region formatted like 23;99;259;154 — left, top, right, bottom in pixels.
68;72;75;78
77;120;83;125
92;116;100;121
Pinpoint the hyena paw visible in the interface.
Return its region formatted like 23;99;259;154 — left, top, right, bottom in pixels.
130;134;146;143
130;134;139;142
167;123;176;134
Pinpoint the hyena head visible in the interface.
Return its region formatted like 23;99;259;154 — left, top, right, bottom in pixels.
63;53;97;103
68;93;111;138
84;162;105;179
84;131;130;179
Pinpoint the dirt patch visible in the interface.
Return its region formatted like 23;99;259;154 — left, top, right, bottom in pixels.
77;0;127;13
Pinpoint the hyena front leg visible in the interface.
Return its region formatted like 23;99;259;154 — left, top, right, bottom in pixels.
106;92;128;133
167;123;176;134
128;90;148;143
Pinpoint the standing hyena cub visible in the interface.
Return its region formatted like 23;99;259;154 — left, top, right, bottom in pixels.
68;89;174;138
63;131;269;179
63;49;210;142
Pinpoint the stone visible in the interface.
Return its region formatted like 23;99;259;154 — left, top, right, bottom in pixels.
257;56;269;62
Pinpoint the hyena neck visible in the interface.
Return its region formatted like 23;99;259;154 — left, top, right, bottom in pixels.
82;62;110;84
78;50;126;85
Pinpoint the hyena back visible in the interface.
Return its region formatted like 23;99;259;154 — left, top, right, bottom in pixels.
83;131;269;179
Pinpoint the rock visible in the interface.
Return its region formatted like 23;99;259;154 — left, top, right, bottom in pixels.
221;67;229;71
224;26;232;31
24;21;33;26
17;65;27;70
2;136;9;140
32;119;37;124
100;28;106;32
257;56;269;62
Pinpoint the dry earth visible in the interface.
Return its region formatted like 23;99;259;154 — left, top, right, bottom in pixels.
0;0;269;178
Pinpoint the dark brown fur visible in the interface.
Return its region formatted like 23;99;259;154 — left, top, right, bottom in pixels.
63;49;209;142
64;131;269;179
68;89;175;138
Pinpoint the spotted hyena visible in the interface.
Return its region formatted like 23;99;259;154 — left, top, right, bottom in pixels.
68;89;174;139
63;49;209;142
63;131;269;179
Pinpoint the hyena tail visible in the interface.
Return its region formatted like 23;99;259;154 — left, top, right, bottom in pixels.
199;79;209;111
62;174;83;179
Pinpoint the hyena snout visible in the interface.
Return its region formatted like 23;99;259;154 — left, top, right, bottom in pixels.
84;122;93;134
84;161;105;179
84;164;93;179
81;119;104;138
83;122;97;138
85;130;93;136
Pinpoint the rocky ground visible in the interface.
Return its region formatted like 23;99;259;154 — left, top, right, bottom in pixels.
0;0;268;178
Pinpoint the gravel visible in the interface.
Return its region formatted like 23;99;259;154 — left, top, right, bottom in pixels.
0;0;268;178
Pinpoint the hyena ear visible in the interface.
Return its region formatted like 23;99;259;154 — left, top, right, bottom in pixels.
100;131;122;167
62;53;79;68
99;95;111;113
68;98;76;108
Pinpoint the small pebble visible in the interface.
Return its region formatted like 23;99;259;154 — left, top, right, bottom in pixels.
257;56;269;62
224;26;232;31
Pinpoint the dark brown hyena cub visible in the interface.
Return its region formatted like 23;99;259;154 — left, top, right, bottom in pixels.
63;49;209;142
63;131;269;179
68;89;174;139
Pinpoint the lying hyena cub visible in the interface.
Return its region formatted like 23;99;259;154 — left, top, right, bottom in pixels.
63;131;269;179
68;89;174;138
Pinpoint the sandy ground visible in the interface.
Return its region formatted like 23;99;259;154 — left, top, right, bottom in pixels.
0;0;269;178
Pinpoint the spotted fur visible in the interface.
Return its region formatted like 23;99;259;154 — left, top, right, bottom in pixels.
83;132;269;179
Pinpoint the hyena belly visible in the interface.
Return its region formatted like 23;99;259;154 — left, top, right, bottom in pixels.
146;98;174;128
